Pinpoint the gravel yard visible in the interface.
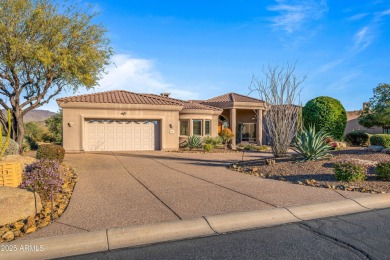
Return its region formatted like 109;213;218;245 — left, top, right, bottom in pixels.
229;148;390;193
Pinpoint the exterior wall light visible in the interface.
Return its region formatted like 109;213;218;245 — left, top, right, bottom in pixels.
121;112;127;115
68;122;74;127
169;123;173;128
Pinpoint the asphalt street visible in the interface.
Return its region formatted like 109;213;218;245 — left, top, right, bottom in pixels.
61;208;390;260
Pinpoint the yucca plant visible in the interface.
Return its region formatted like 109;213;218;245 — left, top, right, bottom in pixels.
187;135;203;149
292;125;333;161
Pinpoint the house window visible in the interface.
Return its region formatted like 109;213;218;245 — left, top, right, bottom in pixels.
205;120;211;135
180;120;189;136
241;123;256;142
192;120;202;135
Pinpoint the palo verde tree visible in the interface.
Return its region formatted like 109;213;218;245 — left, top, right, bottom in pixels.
359;83;390;128
0;0;112;150
250;63;306;157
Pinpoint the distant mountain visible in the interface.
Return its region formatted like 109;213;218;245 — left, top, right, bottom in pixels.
2;109;56;122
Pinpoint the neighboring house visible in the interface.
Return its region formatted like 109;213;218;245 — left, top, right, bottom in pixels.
344;110;384;136
57;90;266;152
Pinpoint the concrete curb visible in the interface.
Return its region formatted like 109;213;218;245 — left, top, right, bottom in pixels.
108;218;215;250
2;195;390;259
205;208;300;233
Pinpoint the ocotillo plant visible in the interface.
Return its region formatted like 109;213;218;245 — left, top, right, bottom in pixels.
0;109;12;159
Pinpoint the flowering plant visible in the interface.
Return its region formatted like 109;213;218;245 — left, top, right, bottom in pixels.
21;160;64;199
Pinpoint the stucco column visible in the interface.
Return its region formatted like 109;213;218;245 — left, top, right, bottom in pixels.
256;109;263;145
230;108;236;146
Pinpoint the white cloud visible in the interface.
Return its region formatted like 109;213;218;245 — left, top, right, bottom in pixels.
347;13;368;21
268;0;328;33
317;59;345;73
93;54;199;100
353;26;372;51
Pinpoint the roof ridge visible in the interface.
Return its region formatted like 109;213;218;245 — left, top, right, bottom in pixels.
56;90;136;101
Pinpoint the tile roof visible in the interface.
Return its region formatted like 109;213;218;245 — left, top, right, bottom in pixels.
204;92;264;103
182;101;223;111
56;90;183;106
56;90;222;111
147;94;221;111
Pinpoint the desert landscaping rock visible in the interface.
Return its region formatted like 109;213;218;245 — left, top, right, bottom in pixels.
230;148;390;193
0;164;78;243
0;186;42;226
367;145;385;152
382;148;390;154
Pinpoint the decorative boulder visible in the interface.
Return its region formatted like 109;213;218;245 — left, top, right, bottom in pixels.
0;187;42;226
367;145;385;152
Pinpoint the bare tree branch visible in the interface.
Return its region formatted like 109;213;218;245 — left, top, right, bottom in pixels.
249;63;306;157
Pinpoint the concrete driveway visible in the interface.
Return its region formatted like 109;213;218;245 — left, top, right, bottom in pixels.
23;151;369;240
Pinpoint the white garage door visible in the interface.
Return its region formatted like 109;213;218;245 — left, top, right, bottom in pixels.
85;119;159;151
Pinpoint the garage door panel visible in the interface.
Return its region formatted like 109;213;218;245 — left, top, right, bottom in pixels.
85;120;159;151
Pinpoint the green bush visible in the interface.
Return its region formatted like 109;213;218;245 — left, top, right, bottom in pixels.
345;130;370;146
302;96;347;140
376;161;390;181
203;143;213;152
334;161;367;182
186;135;203;149
42;132;57;143
370;134;390;148
203;136;222;147
36;144;65;163
24;122;45;141
1;137;19;155
25;136;39;150
291;125;333;161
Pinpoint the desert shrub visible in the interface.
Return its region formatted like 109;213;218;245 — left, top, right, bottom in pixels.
291;125;333;161
334;161;367;182
36;144;65;163
1;137;19;155
203;136;222;147
22;138;31;153
186;135;203;149
203;143;213;152
45;110;63;143
302;96;347;140
370;134;390;148
42;132;57;143
25;136;39;150
24;122;45;141
219;128;234;144
376;161;390;181
21;160;63;199
345;130;370;146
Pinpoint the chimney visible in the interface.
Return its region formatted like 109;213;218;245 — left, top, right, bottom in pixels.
161;93;171;98
363;102;370;110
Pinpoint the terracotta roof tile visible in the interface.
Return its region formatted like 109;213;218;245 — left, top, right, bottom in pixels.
205;92;264;103
56;90;183;106
144;94;221;111
182;101;223;111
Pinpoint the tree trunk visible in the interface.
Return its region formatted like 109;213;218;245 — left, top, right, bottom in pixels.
11;109;24;154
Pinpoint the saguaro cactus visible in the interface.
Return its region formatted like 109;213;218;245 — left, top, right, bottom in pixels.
0;109;12;159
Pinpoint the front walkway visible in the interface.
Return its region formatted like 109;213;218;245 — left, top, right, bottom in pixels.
22;151;370;240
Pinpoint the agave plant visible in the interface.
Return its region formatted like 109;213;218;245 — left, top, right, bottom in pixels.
187;135;203;149
291;125;333;161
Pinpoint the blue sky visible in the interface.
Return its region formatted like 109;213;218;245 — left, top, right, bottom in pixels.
48;0;390;111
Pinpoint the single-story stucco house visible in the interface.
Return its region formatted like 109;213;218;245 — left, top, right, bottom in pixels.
57;90;266;152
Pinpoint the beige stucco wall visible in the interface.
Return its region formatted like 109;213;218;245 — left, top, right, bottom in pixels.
60;102;182;151
344;111;383;135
